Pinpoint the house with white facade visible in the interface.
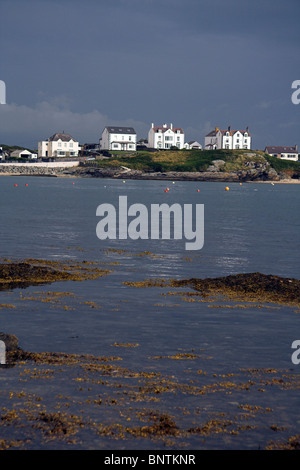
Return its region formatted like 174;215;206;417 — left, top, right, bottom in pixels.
205;126;251;150
38;132;80;159
10;149;37;159
184;140;202;150
148;123;185;150
265;145;298;161
100;126;137;151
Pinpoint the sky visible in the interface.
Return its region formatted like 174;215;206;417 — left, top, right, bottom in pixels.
0;0;299;150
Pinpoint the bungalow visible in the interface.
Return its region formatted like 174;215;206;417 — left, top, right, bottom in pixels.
205;126;251;150
100;126;137;151
38;132;81;159
184;141;202;150
10;149;37;159
265;146;298;161
148;123;185;150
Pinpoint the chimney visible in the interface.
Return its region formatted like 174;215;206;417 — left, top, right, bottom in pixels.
163;123;167;128
170;123;173;129
228;126;231;131
295;144;298;152
151;123;154;128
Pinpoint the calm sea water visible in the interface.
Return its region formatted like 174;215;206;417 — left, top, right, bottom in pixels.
0;175;299;449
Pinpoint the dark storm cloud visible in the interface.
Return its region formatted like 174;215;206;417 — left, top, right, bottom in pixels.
0;0;299;148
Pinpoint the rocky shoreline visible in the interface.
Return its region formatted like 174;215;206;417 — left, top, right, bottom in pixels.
0;162;298;182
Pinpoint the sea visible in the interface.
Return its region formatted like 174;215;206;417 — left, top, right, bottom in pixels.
0;174;299;451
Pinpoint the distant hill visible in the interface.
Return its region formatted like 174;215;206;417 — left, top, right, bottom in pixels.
0;144;37;154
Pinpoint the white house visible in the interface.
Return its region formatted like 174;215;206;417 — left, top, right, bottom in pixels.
38;132;81;159
184;141;202;150
265;146;298;161
101;126;137;151
148;123;185;150
205;126;251;150
10;149;37;159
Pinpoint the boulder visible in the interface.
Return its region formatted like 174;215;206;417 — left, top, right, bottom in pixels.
0;332;20;352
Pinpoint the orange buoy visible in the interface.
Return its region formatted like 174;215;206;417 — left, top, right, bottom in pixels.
197;189;200;192
25;183;28;186
14;184;18;187
225;186;229;191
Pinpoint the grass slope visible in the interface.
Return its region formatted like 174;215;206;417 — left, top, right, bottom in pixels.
92;149;299;177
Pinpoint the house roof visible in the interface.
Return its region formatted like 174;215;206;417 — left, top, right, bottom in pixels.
49;133;76;142
152;126;184;134
265;146;298;154
206;128;250;137
105;126;136;135
10;149;32;156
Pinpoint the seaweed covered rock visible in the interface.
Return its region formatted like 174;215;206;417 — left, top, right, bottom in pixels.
174;272;300;305
0;259;110;291
0;262;74;290
0;332;20;352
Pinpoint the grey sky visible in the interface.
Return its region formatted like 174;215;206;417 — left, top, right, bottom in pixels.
0;0;299;149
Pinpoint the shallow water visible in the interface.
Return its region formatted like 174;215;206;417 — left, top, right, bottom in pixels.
0;176;299;450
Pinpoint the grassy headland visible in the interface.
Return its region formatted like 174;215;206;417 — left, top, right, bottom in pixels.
87;149;300;179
